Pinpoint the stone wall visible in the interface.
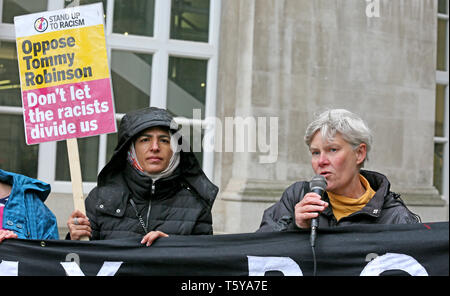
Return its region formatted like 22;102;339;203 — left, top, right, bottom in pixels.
43;0;448;238
212;0;447;234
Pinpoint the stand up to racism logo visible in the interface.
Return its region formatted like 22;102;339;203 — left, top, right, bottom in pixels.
34;17;48;32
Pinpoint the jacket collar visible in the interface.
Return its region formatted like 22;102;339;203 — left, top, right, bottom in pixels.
95;164;182;217
0;169;50;203
320;170;390;219
359;170;390;217
123;162;182;203
95;154;220;217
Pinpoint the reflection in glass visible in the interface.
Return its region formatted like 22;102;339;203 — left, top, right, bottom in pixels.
113;0;155;37
0;42;21;106
2;0;47;23
0;115;38;178
55;136;99;182
434;143;443;195
171;0;210;42
167;57;207;119
110;50;152;114
437;19;448;71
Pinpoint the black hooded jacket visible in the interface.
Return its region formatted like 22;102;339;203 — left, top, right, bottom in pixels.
85;107;219;240
257;170;420;232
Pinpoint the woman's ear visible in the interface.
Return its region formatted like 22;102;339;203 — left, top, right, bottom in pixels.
355;143;367;166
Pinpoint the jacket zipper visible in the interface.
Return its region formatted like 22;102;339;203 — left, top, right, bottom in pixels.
147;182;155;233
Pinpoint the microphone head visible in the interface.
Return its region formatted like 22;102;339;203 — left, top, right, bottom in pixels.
310;175;327;191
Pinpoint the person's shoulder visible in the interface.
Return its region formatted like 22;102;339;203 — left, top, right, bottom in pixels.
85;186;100;206
86;182;124;201
388;205;421;224
382;192;421;224
279;181;308;204
284;180;308;194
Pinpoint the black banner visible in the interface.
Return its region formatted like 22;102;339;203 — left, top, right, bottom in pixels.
0;222;448;277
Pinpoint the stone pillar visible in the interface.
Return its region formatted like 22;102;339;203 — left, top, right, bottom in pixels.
212;0;446;234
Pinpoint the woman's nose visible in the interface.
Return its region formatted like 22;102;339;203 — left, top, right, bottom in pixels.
149;141;160;151
318;153;329;166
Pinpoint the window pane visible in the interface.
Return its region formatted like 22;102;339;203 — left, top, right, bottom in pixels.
167;56;207;119
435;84;446;137
2;0;47;23
434;143;444;195
171;0;210;42
111;50;152;114
55;136;99;182
0;42;21;106
438;0;448;14
0;114;38;178
189;124;204;167
64;0;107;16
113;0;155;37
437;19;447;71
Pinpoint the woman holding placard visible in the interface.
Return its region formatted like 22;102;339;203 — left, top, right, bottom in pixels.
67;107;218;246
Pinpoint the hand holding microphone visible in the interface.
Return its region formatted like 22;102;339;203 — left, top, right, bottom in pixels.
304;175;328;275
294;175;328;229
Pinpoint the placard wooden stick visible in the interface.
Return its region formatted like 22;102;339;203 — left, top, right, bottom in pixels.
66;138;89;241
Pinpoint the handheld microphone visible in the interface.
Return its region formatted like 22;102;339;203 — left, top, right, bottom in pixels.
309;175;327;247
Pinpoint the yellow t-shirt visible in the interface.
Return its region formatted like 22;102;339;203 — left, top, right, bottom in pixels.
327;175;376;222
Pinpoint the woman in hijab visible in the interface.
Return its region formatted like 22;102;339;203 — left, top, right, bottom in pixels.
67;107;218;246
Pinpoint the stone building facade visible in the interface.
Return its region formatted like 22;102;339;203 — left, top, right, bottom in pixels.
212;0;448;233
0;0;447;237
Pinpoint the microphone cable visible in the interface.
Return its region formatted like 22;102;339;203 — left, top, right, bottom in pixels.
308;175;327;276
310;226;318;276
311;243;317;276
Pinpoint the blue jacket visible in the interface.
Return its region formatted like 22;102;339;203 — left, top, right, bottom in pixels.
0;169;59;240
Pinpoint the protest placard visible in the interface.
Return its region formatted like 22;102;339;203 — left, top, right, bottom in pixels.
14;3;116;224
14;3;115;144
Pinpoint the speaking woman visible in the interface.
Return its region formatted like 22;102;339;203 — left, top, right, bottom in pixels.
258;109;419;232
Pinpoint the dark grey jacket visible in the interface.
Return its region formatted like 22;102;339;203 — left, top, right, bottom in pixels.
257;170;420;232
85;107;218;240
